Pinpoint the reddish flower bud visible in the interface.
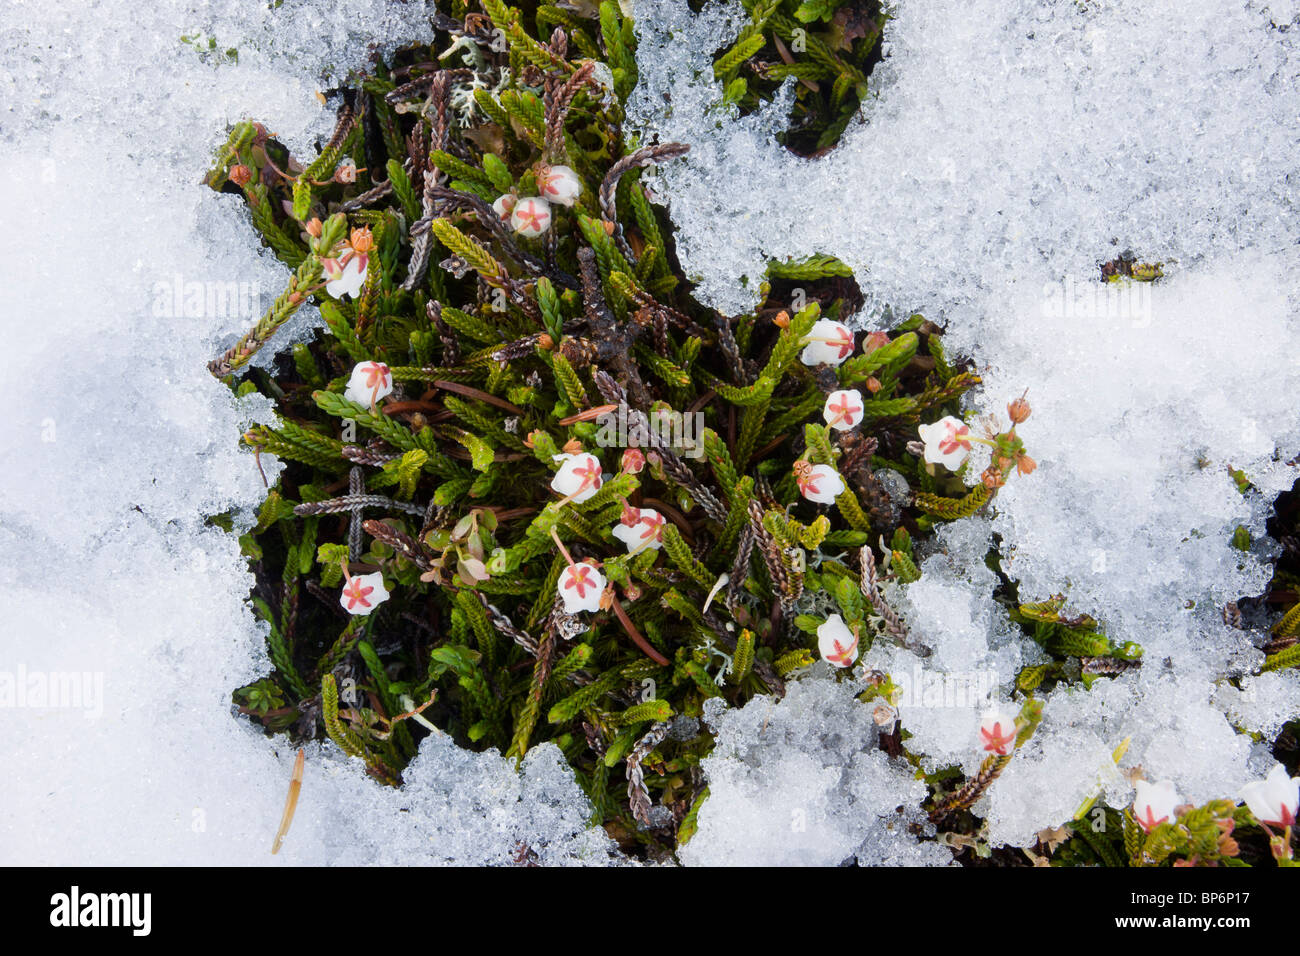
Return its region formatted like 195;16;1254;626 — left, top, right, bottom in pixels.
862;331;891;353
349;226;374;254
1008;391;1032;424
620;448;646;474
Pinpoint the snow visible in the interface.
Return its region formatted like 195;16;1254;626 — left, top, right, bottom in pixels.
681;679;953;866
2;0;1298;864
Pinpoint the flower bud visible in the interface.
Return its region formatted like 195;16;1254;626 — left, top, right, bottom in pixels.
620;448;646;474
1007;392;1032;424
537;164;582;207
334;159;358;184
349;226;374;254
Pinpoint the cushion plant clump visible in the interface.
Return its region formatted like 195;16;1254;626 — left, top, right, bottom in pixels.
206;0;1298;866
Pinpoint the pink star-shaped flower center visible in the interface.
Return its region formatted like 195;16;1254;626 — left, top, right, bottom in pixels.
564;565;598;598
637;511;665;541
939;423;972;456
980;721;1016;755
571;458;602;493
362;363;389;390
828;395;862;425
1136;805;1169;833
798;472;822;496
828;327;854;359
342;578;374;610
827;637;858;666
517;204;546;231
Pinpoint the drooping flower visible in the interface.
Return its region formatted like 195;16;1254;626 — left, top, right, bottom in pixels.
1240;763;1300;827
558;560;606;614
1133;779;1183;833
322;227;373;300
978;710;1018;756
492;193;516;219
550;452;603;503
333;158;358;184
823;389;864;431
917;415;974;470
228;164;252;187
817;613;858;668
612;507;665;553
794;460;845;504
620;448;645;474
339;571;389;616
800;319;856;367
323;253;367;299
537;164;582;206
510;196;552;237
344;361;393;407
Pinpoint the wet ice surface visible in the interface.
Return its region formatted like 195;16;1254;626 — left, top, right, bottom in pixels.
2;0;1299;865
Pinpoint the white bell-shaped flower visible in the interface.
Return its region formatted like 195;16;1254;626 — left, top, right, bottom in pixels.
800;319;855;366
917;415;974;470
510;196;553;237
817;614;858;668
978;709;1018;756
344;361;393;407
339;571;389;616
612;508;666;553
550;452;604;503
492;193;516;219
823;389;864;431
323;252;368;299
558;561;605;614
1133;779;1183;833
538;164;582;207
795;462;845;504
1240;763;1300;827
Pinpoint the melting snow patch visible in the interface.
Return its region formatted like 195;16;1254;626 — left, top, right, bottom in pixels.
631;0;1300;852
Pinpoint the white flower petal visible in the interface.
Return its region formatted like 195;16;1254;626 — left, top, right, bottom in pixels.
817;614;858;668
799;320;855;367
550;452;603;502
558;563;605;614
511;196;552;237
539;165;582;206
344;361;393;407
340;571;389;616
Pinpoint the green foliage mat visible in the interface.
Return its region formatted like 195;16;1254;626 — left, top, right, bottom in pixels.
205;0;1296;865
